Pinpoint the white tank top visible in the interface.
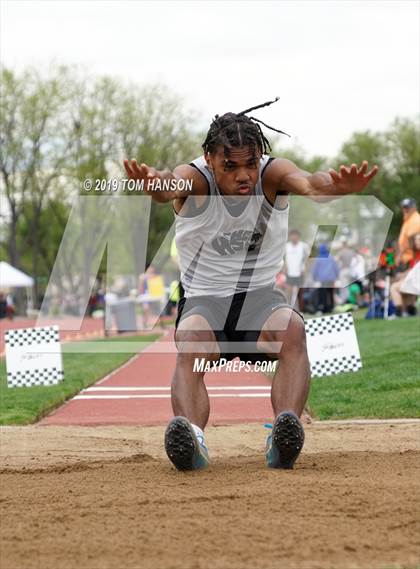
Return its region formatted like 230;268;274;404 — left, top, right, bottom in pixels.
175;155;289;298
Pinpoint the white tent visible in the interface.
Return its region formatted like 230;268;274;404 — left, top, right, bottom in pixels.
0;261;34;288
0;261;35;312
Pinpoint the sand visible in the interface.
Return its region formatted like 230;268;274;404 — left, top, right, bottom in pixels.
1;421;419;569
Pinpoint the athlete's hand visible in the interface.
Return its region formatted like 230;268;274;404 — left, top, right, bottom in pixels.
328;161;378;195
123;158;161;190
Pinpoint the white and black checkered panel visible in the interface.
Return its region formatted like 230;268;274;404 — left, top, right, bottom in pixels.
4;326;60;348
305;313;353;337
7;367;64;388
310;355;362;378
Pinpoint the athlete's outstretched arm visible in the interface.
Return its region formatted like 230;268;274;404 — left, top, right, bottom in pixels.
263;158;378;202
123;159;207;203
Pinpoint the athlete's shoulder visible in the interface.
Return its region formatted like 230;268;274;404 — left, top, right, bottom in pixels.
262;156;300;176
173;161;209;196
185;156;213;187
261;156;302;194
172;159;210;213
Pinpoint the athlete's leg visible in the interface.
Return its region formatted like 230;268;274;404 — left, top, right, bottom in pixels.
172;314;220;429
257;308;310;417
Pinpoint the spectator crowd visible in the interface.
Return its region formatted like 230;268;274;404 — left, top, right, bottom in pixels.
276;197;420;319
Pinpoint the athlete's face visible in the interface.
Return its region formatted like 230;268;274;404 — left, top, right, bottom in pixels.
205;145;261;196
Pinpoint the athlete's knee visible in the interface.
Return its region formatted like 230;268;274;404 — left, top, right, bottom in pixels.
175;327;219;360
284;314;306;352
258;310;307;357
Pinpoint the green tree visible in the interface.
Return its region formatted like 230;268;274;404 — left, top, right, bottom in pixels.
0;66;76;303
335;117;420;238
383;117;420;235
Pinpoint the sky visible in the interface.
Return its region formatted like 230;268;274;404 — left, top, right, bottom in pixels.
1;0;419;159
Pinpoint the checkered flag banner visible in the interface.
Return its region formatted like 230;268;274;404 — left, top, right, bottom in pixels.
304;313;362;378
5;326;64;388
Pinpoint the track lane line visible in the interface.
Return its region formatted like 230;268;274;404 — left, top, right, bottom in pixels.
74;393;271;400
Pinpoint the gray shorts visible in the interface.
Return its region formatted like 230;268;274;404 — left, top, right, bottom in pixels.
175;286;303;363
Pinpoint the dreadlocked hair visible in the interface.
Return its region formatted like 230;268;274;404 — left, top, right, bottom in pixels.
202;97;290;157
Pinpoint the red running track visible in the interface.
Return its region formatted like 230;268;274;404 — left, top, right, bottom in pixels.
39;330;274;426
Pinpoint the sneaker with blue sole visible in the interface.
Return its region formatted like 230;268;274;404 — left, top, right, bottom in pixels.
266;411;305;469
164;416;210;471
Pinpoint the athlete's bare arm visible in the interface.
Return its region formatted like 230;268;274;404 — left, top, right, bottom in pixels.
123;159;208;207
262;158;378;202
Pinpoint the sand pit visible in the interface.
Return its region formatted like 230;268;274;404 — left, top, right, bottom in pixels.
1;421;419;569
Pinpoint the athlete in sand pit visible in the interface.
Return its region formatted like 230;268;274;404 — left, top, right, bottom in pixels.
123;98;378;471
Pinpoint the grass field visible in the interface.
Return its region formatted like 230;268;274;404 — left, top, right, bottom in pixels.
308;317;420;419
0;334;159;425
